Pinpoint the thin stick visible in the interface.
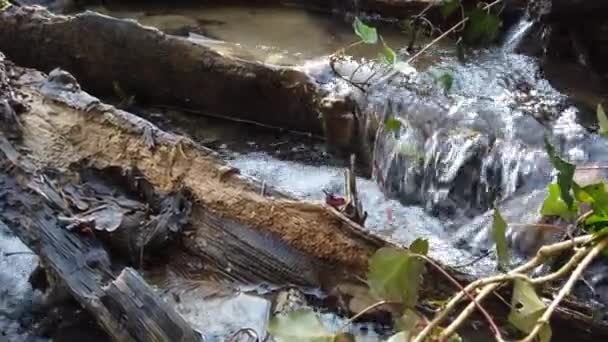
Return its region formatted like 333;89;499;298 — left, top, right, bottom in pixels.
508;223;566;232
452;250;492;269
339;300;392;331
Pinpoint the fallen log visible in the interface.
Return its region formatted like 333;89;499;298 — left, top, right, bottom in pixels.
0;139;200;342
0;5;374;160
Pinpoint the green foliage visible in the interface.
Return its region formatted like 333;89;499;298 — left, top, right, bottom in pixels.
491;208;509;270
268;309;354;342
367;239;428;308
541;183;578;220
441;0;460;18
508;280;552;342
385;117;402;133
597;104;608;136
463;8;501;45
353;17;378;44
575;182;608;230
381;36;397;65
544;137;576;209
410;237;429;255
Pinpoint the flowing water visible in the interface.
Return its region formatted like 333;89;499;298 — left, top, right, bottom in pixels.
0;222;38;342
3;1;608;341
502;17;535;53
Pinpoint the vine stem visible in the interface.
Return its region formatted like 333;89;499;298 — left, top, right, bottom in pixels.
338;300;394;331
418;255;504;340
411;234;594;342
437;235;595;341
518;237;608;342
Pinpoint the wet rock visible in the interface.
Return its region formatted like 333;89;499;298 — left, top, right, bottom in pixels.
171;291;272;341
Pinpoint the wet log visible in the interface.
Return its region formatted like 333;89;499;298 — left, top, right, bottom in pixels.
0;5;372;159
0;140;200;342
0;5;340;135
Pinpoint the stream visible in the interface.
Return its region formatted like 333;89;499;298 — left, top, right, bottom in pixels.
2;1;608;341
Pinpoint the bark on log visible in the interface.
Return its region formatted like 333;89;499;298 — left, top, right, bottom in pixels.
0;140;200;342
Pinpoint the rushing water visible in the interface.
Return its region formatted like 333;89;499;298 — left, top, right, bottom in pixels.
502;17;535;53
0;222;38;341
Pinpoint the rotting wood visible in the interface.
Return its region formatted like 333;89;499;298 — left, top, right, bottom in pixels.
0;139;200;342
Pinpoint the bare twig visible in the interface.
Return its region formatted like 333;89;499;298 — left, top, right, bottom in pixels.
452;250;492;269
339;300;394;331
508;223;566;232
329;56;369;92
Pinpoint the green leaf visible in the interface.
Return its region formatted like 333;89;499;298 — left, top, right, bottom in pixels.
353;17;378;44
409;238;429;255
492;208;509;270
385;117;402;133
544;137;576;209
598;104;608;136
268;309;334;342
367;247;425;307
463;8;501;45
541;183;577;220
579;183;608;215
380;36;397;65
435;72;454;93
508;280;550;341
441;0;460;18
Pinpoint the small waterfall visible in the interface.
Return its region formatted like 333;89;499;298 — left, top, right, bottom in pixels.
366;51;563;218
502;17;535;53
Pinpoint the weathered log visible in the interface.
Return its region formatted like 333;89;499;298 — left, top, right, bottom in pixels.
0;6;340;134
0;139;200;342
0;5;375;159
